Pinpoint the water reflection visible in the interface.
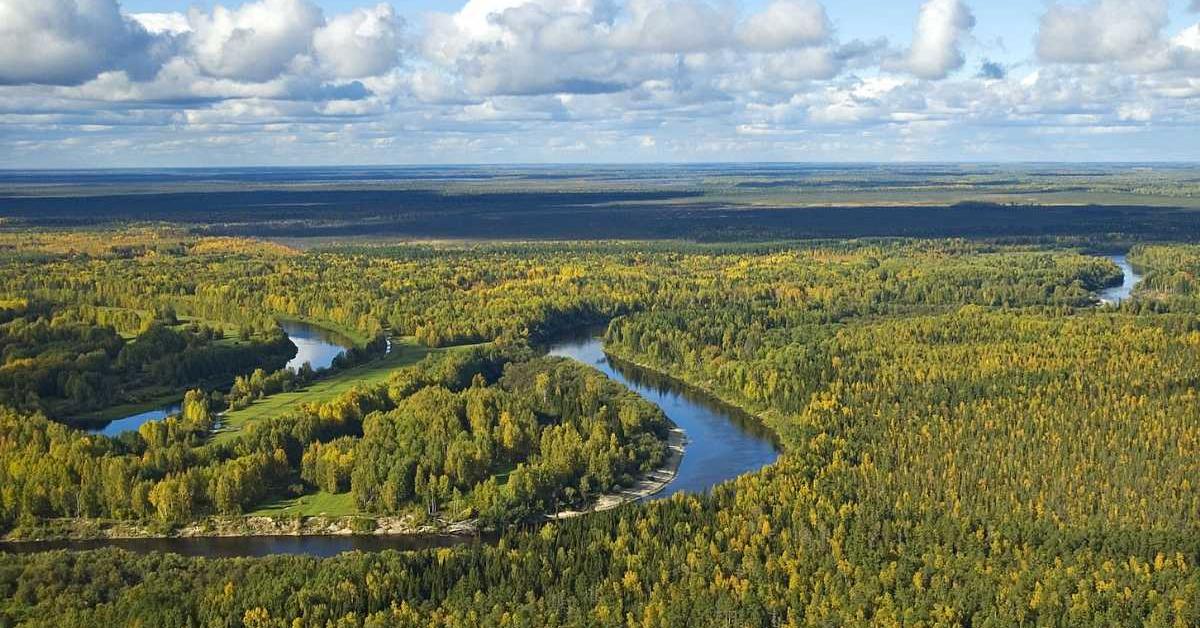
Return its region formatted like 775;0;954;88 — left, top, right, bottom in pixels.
35;331;780;556
547;333;780;499
281;320;354;371
88;402;183;438
1098;254;1144;305
84;321;354;437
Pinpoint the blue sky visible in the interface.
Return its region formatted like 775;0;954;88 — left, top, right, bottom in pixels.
2;0;1200;166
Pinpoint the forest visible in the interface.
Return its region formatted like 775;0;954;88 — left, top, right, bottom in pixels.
0;300;294;423
5;164;1200;241
1;225;1199;625
0;343;668;530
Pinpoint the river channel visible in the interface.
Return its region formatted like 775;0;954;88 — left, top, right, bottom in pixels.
1098;254;1144;305
6;332;781;557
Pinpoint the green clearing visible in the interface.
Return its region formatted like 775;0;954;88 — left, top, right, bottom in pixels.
212;337;468;444
249;490;357;517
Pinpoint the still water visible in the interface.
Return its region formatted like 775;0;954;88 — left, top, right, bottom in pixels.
1098;254;1144;305
11;333;781;557
547;334;781;499
90;402;184;438
282;320;353;372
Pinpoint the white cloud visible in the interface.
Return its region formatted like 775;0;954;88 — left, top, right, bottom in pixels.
736;0;830;52
612;0;735;53
888;0;976;80
132;12;191;36
313;4;404;79
186;0;325;82
1036;0;1168;66
0;0;170;85
419;0;838;98
4;0;1200;165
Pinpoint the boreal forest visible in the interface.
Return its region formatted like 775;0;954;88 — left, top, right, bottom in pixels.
0;193;1198;626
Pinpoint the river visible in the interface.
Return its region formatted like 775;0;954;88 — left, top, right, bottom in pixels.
547;334;780;499
87;320;353;437
9;332;781;557
1098;254;1143;305
16;256;1143;555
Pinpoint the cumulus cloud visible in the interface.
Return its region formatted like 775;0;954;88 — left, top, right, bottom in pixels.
1036;0;1168;66
736;0;830;52
186;0;325;82
420;0;839;97
0;0;170;86
888;0;976;79
313;4;404;79
612;0;736;52
132;12;191;36
5;0;1200;166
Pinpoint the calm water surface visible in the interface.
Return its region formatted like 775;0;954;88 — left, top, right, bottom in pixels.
14;333;781;557
1098;254;1144;305
89;402;183;438
282;320;353;372
547;334;780;499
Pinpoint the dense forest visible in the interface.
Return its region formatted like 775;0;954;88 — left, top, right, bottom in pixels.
0;345;668;530
2;228;1200;625
0;298;294;421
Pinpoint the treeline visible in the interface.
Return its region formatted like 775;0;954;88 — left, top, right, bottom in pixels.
1131;243;1200;308
0;232;1124;352
0;345;668;529
0;301;294;419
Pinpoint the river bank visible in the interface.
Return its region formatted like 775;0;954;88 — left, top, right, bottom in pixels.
1;514;479;543
600;343;783;447
3;333;779;555
549;426;686;519
3;423;687;543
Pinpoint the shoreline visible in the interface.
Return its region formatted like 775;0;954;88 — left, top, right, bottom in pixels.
601;343;784;447
0;515;480;543
2;337;734;545
3;423;687;543
548;426;686;520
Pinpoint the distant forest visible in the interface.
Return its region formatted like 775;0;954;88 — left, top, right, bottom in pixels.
3;164;1200;241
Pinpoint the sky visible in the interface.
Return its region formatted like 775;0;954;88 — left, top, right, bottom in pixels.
1;0;1200;167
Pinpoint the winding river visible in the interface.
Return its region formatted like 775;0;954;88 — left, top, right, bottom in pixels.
547;333;780;499
7;332;780;557
10;255;1141;556
1098;254;1144;305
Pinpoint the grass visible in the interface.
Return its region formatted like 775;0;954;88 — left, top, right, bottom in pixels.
211;336;452;444
250;490;358;517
